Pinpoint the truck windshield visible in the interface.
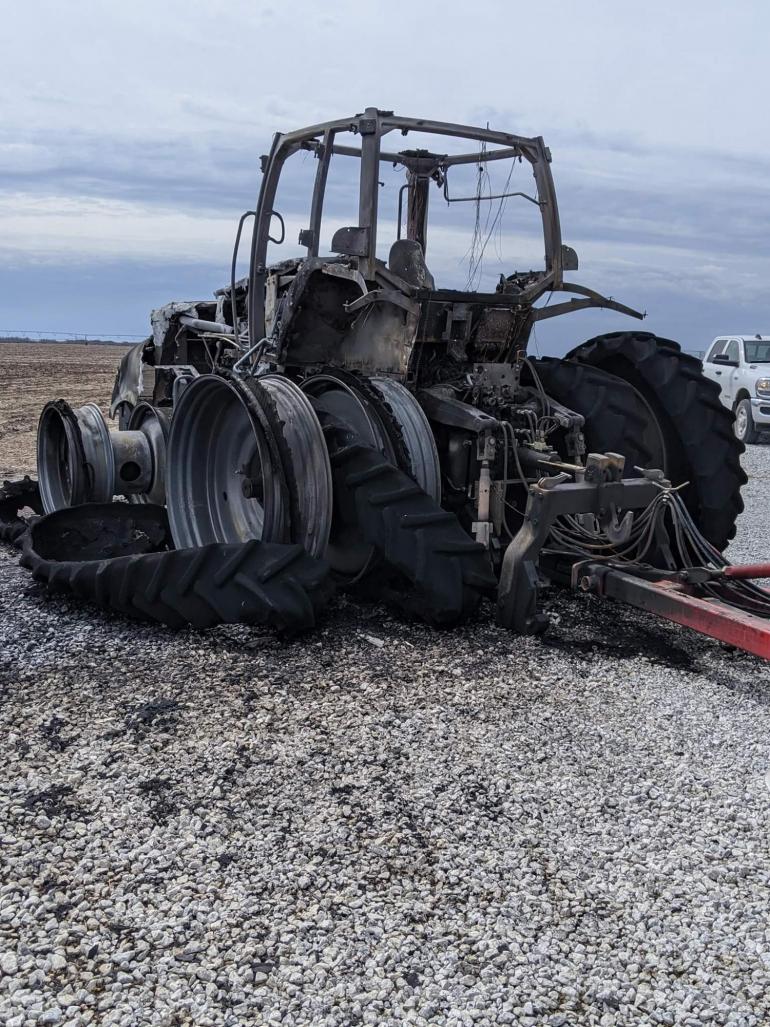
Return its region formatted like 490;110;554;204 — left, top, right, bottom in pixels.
744;341;770;362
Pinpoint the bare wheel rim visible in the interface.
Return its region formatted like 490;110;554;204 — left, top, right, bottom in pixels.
37;401;115;513
258;375;332;559
166;375;286;549
302;372;398;579
126;403;170;505
370;377;441;502
78;404;116;504
37;402;81;512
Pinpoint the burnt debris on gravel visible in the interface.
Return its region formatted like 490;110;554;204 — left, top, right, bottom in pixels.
0;448;769;1026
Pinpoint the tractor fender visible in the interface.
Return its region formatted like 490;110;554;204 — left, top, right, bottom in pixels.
109;339;153;422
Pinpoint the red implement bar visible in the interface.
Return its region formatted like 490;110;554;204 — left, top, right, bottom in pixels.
723;562;770;581
581;565;770;661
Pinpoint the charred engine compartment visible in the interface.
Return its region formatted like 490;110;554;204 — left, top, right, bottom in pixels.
118;270;590;569
415;359;586;552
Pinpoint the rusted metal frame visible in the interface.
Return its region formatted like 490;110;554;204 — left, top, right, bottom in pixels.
440;147;524;168
357;108;382;280
266;110;544;176
378;114;541;151
275;115;371;149
250;110;561;336
280;116;534;172
328;142;524;169
530;295;645;323
273;112;556;271
248;134;297;342
534;275;646;320
306;130;334;258
529;142;562;283
560;281;644;319
406;171;430;253
580;564;770;661
496;477;660;633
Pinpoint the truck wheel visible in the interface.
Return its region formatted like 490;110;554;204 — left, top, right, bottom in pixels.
734;398;761;444
566;331;746;552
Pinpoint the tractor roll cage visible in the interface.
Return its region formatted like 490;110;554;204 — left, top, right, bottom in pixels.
247;107;564;342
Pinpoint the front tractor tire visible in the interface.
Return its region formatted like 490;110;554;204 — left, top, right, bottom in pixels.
563;331;746;552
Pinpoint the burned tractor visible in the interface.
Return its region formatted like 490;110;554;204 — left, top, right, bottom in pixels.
21;107;766;650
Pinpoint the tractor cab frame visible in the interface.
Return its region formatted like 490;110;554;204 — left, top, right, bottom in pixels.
245;106;642;375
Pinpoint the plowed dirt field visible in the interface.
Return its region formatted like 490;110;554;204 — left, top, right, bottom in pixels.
0;343;127;479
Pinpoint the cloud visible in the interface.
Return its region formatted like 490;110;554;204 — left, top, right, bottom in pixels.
0;192;242;267
1;0;769;348
0;143;59;174
4;126;767;307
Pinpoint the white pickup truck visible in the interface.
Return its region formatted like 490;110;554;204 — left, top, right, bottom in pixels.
702;335;770;443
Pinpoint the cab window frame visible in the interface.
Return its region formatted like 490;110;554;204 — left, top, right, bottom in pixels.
724;339;740;364
706;339;727;362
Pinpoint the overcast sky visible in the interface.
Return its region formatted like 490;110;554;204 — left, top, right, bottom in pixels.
1;0;768;354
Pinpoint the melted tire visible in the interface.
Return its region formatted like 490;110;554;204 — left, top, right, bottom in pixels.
19;503;333;633
325;427;496;625
566;331;746;551
0;477;43;545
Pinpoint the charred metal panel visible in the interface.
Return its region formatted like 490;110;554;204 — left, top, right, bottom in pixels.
336;303;418;377
274;265;361;366
476;308;516;350
269;259;417;376
110;340;153;420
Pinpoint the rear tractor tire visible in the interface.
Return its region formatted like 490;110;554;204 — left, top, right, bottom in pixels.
565;331;746;552
20;502;332;633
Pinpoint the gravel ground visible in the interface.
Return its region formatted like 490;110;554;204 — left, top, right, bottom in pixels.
2;449;770;1027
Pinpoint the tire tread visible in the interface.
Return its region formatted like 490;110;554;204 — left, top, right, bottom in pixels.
19;503;333;632
564;331;746;549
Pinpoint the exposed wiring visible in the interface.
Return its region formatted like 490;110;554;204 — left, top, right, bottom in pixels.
522;356;550;416
546;486;770;617
462;141;518;290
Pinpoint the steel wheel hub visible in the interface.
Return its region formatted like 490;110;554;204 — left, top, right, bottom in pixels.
166;374;332;557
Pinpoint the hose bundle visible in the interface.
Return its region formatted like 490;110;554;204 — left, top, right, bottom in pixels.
548;484;770;618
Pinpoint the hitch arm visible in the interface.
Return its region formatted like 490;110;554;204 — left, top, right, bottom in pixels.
496;477;660;633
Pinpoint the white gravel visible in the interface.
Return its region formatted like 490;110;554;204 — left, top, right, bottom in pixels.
2;447;770;1027
727;444;770;565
